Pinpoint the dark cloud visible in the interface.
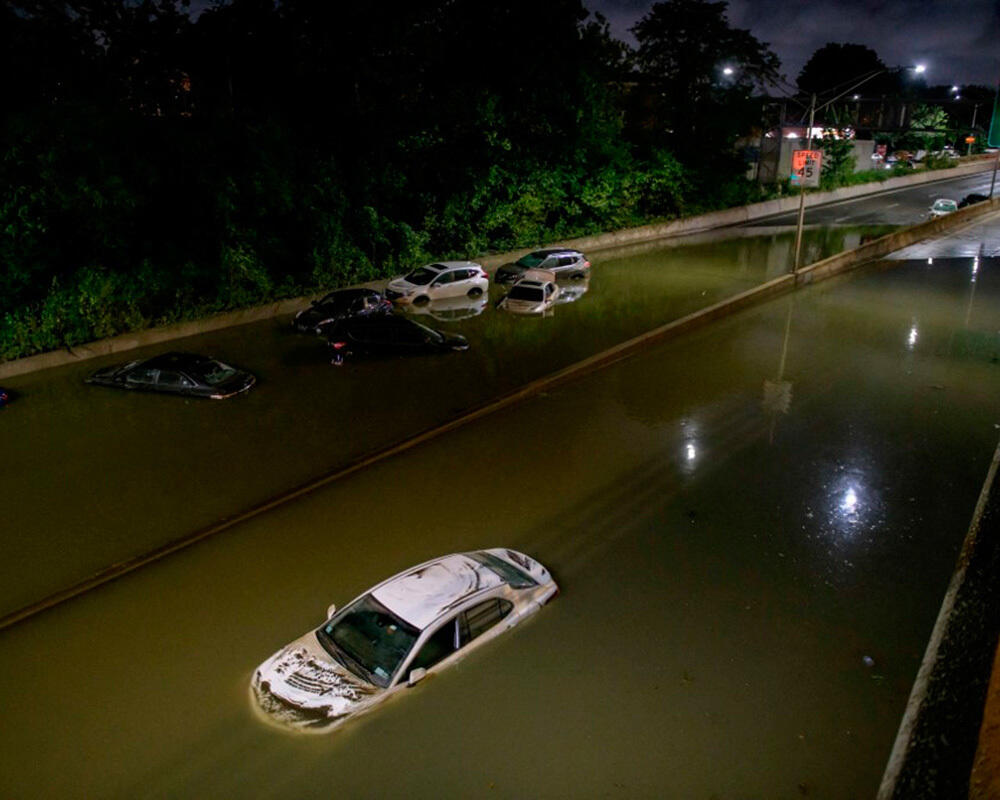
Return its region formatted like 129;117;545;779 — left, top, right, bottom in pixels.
587;0;1000;87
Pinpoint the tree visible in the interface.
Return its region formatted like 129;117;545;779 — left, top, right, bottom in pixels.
797;43;899;97
629;0;781;160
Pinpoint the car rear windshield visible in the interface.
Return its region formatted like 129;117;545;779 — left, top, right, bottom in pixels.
316;594;419;688
469;552;537;588
186;361;238;386
405;266;439;285
508;286;544;302
515;253;547;269
319;291;365;310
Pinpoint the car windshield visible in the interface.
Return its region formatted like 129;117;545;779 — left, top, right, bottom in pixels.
407;319;443;342
316;594;419;689
933;200;956;211
185;360;237;386
515;252;548;269
404;266;440;286
508;286;544;302
469;552;537;588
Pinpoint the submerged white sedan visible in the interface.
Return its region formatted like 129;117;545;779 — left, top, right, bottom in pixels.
251;549;558;732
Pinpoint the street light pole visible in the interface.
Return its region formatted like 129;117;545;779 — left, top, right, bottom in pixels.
968;103;980;156
788;64;925;273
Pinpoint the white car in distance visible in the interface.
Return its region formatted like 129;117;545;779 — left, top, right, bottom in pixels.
385;261;489;306
497;269;560;315
251;549;558;733
928;198;958;218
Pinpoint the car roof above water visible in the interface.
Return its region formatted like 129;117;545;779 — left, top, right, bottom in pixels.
141;352;219;370
371;553;504;630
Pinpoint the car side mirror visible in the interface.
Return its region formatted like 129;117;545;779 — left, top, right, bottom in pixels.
326;604;337;619
408;668;427;687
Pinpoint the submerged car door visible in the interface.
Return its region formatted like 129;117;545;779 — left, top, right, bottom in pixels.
399;598;514;682
429;270;457;299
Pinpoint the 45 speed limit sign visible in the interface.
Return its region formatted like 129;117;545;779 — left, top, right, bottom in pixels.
792;149;822;188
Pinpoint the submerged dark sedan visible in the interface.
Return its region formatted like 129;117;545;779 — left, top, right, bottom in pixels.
325;315;468;364
86;352;256;399
292;288;392;334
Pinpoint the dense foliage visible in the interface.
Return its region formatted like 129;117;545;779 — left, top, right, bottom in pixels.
1;2;970;361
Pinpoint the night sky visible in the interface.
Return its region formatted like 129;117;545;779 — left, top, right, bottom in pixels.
589;0;1000;87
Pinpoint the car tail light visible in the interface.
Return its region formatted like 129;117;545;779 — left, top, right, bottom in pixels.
330;341;347;349
583;261;590;268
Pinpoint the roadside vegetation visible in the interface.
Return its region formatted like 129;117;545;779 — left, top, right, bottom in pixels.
0;0;972;361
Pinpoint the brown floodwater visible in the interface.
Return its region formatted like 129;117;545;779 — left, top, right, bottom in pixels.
1;236;999;796
0;224;892;618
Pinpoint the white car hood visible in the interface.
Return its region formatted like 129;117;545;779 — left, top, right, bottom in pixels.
253;634;377;728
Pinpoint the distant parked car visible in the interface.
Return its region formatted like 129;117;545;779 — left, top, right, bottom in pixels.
928;198;958;218
251;549;558;732
292;288;392;334
958;193;989;209
86;352;256;399
326;315;468;364
494;249;590;284
385;262;488;305
496;269;560;315
400;293;489;322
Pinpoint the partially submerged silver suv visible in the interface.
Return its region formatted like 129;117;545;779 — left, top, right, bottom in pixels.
494;248;590;284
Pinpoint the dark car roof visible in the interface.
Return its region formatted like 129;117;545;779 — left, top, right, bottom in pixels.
320;288;380;302
530;248;581;257
141;352;219;370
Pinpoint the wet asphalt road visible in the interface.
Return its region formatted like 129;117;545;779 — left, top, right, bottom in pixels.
1;212;999;797
746;170;995;228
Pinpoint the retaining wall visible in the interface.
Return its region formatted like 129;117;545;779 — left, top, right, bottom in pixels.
1;158;994;381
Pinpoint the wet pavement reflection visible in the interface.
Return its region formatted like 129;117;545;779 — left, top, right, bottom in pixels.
1;244;998;797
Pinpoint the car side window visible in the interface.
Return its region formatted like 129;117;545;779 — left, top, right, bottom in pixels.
158;371;194;388
431;272;453;286
559;256;576;266
126;367;158;384
409;618;459;673
459;599;513;646
544;284;554;297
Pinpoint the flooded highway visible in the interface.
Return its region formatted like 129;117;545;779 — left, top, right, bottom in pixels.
0;224;891;618
2;224;999;796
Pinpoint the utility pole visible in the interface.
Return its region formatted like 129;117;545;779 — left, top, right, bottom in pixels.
791;94;816;273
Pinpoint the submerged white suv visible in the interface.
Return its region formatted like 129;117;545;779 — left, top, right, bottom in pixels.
385;261;489;305
251;549;558;732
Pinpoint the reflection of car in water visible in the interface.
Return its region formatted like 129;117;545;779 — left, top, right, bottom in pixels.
85;352;256;399
554;275;589;305
325;315;468;364
928;198;958;218
292;288;392;334
398;293;489;322
251;549;558;733
497;269;560;315
385;262;489;305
